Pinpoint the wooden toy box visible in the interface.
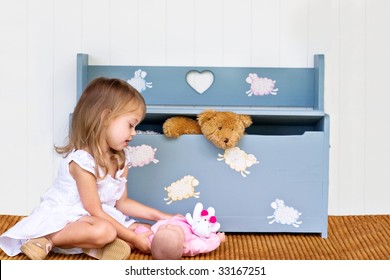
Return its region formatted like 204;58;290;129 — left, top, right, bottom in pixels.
77;54;330;237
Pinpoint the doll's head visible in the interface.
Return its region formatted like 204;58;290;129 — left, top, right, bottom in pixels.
151;224;185;260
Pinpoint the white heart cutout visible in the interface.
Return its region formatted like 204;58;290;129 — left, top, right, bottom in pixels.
186;70;214;94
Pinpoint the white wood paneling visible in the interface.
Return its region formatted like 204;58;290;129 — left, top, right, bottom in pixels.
326;0;341;215
26;0;55;211
223;0;251;66
194;0;224;66
279;0;309;67
52;0;83;177
110;0;139;65
166;0;195;66
0;0;390;215
338;0;366;214
250;0;280;67
0;1;28;215
138;0;166;65
364;0;390;213
82;0;111;64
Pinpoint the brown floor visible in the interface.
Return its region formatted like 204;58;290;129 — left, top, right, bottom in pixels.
1;214;389;260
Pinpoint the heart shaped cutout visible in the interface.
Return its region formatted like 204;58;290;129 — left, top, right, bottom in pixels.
186;70;214;94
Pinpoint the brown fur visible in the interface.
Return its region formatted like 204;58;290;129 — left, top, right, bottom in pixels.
162;110;252;149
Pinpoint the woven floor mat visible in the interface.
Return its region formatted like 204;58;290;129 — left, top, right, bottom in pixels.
1;215;389;260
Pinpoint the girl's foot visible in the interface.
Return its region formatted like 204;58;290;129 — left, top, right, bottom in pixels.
20;237;53;260
83;238;131;260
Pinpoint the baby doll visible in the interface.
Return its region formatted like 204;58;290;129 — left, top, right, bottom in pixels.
135;216;225;260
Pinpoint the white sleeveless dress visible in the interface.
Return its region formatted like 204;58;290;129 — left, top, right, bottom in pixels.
0;148;135;256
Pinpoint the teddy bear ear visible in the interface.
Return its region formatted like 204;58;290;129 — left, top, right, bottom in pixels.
197;110;217;125
240;115;253;128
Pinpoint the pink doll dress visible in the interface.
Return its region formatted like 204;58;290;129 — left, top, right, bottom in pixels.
0;148;135;256
135;216;222;257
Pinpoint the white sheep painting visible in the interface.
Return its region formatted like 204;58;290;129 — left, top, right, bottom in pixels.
267;199;302;228
217;147;259;177
164;175;200;205
127;69;152;93
125;145;159;168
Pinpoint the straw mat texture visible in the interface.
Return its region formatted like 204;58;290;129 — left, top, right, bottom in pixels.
1;214;389;260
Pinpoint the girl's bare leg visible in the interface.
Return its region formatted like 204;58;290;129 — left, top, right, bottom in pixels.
48;215;117;249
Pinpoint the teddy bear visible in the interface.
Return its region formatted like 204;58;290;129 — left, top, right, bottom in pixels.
162;110;252;150
186;202;220;238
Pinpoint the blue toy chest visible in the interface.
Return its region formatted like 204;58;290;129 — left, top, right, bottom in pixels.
77;54;330;238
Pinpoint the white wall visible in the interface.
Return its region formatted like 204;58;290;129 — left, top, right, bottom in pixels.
0;0;389;216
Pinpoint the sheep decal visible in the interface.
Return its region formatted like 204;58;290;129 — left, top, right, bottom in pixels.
164;175;200;204
125;145;159;168
267;199;302;228
127;69;153;93
245;73;278;96
217;147;259;177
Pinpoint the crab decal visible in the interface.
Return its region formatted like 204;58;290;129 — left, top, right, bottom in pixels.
267;199;302;228
217;147;259;177
245;73;278;96
127;69;153;93
125;145;159;168
164;175;200;204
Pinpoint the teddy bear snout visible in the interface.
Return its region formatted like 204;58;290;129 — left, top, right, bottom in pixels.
224;138;229;144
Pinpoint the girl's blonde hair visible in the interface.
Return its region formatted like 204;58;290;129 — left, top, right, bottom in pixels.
56;77;146;178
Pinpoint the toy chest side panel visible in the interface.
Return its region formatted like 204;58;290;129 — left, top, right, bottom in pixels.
126;130;326;235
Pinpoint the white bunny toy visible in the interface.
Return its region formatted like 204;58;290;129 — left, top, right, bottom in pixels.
185;202;221;238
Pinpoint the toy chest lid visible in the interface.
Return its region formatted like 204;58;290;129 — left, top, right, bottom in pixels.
77;54;325;117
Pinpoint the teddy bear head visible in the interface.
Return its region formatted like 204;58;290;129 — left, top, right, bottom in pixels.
197;110;252;150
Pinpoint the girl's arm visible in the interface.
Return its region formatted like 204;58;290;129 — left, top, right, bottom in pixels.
116;167;175;221
70;161;151;253
116;192;173;221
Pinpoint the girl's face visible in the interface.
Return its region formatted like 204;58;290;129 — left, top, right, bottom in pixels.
104;106;144;152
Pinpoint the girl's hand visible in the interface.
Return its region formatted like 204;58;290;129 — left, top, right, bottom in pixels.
133;231;152;253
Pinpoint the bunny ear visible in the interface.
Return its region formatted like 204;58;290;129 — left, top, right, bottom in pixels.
185;212;194;225
193;202;204;218
207;207;215;216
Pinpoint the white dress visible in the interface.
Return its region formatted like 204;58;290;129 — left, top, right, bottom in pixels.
0;148;135;256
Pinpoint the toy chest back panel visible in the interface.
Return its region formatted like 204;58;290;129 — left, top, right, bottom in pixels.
77;54;330;237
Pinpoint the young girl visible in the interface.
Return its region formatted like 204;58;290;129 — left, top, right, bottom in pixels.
0;77;174;260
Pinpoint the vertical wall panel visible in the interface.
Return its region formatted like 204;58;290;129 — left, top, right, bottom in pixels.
325;0;341;215
194;0;224;66
82;0;110;64
26;0;55;212
308;0;338;215
0;1;28;215
279;0;309;67
338;0;366;214
110;0;139;65
138;0;166;65
166;0;195;65
53;0;83;182
223;0;251;66
365;0;390;213
251;0;280;67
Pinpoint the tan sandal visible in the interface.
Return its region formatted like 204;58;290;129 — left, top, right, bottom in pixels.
83;238;131;260
20;237;53;260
